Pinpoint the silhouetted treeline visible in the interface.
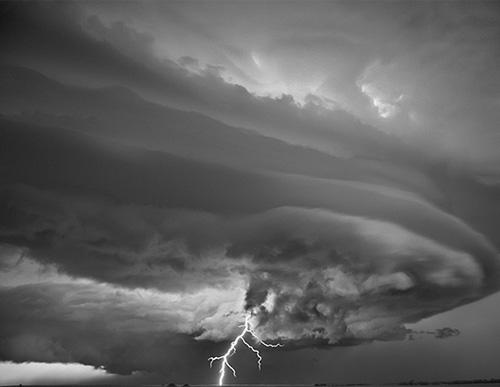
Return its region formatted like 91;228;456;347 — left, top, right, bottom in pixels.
329;379;500;387
397;378;500;385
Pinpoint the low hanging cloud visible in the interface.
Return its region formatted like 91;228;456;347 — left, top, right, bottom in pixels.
1;181;498;348
0;263;241;377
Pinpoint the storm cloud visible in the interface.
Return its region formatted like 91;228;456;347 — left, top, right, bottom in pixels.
1;119;498;349
1;1;500;383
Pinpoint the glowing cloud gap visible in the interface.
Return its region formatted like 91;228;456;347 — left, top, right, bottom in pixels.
208;313;282;385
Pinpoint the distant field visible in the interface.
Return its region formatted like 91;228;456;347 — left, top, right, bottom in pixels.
3;384;500;387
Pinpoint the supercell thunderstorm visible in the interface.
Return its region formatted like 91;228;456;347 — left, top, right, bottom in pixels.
2;185;500;379
0;183;498;382
1;1;500;384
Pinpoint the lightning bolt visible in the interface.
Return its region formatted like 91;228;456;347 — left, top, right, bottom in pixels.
208;312;282;385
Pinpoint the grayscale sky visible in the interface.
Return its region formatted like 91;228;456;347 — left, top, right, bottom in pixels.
0;1;499;385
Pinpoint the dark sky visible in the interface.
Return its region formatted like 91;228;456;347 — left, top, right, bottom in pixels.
1;1;500;385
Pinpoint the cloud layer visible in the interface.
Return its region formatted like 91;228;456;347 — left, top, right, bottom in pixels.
1;1;500;383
